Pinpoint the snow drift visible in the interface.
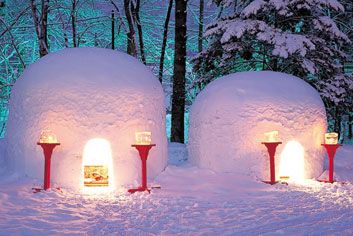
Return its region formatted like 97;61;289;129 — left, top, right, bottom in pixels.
188;71;327;181
4;47;168;191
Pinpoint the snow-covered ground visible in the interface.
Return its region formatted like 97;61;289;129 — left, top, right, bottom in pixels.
1;144;353;235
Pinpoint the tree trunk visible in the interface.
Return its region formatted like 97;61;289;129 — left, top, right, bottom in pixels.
171;0;187;143
30;0;49;57
158;0;173;83
198;0;203;53
124;0;137;57
132;0;146;64
71;0;77;47
349;115;352;140
42;0;49;48
94;33;98;46
111;10;115;49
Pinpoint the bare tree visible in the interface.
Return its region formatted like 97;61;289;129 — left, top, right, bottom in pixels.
30;0;50;57
111;10;115;49
198;0;203;53
71;0;77;47
171;0;187;143
131;0;146;64
158;0;173;83
53;0;69;47
123;0;137;57
0;18;26;68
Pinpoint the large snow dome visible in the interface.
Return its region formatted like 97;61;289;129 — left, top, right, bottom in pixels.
188;71;327;181
5;47;167;191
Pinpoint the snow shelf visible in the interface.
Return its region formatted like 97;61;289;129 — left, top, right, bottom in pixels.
4;47;168;191
188;71;327;181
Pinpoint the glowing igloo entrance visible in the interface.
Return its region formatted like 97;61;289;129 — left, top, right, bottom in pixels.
279;141;305;182
82;139;115;193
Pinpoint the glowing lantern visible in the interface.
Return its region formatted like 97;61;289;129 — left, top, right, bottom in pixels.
264;131;279;143
38;130;58;144
325;132;338;145
135;131;152;145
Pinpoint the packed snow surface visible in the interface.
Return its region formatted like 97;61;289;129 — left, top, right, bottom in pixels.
188;71;327;180
0;143;353;235
4;48;167;190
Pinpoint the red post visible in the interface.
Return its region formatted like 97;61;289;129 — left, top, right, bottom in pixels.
37;143;60;190
262;142;282;185
128;144;156;193
320;144;342;183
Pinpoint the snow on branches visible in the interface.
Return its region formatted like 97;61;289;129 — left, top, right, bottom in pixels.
193;0;351;107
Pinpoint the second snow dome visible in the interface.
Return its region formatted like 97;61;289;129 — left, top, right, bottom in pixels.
5;47;168;191
188;71;327;181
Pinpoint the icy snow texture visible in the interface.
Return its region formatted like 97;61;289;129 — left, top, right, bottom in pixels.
5;47;168;190
1;145;353;235
0;140;4;165
188;71;327;180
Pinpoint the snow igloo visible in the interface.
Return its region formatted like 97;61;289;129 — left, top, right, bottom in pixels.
188;71;327;182
4;47;168;192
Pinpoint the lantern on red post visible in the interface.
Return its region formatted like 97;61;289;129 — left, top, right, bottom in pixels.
128;132;156;194
34;130;60;192
262;131;282;185
318;132;342;183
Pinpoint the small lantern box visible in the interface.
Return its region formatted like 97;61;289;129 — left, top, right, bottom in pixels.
135;131;152;145
324;132;338;145
38;130;59;144
264;131;279;143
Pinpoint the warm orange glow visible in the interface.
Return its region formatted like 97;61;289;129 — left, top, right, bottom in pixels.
264;131;279;142
39;130;58;143
279;141;305;182
82;138;115;194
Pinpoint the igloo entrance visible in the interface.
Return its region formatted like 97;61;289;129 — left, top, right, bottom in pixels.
279;141;305;182
82;138;115;193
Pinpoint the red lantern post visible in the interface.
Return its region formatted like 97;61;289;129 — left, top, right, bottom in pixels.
319;144;342;183
128;144;156;194
36;142;60;191
262;142;282;185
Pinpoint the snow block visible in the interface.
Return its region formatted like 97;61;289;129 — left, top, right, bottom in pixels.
188;71;327;180
5;48;168;190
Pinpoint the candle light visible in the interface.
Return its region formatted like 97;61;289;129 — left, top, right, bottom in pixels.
325;132;338;145
135;131;152;145
38;130;58;144
264;131;279;143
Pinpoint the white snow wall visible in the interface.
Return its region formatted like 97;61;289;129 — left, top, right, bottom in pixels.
188;71;327;180
5;48;168;190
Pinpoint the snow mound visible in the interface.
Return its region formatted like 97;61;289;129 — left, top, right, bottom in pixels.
5;47;168;191
188;71;327;180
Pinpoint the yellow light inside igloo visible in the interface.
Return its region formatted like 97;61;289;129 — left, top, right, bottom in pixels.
264;131;279;143
279;140;305;182
135;131;152;145
325;132;338;145
38;130;58;144
82;138;115;194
